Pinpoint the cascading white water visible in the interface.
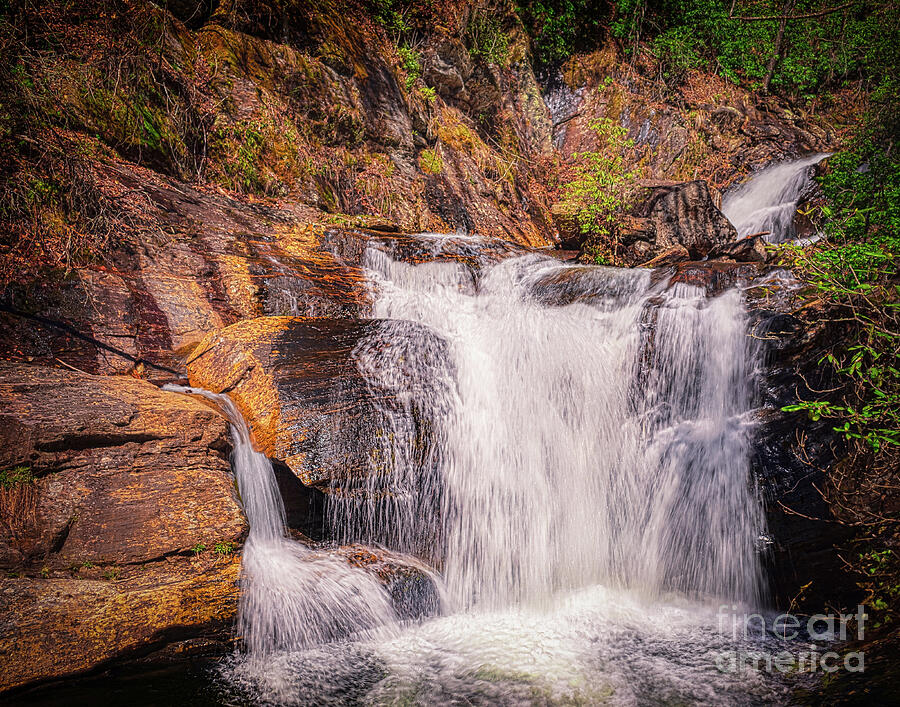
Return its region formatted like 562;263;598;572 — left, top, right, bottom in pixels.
161;385;398;659
204;247;794;705
160;244;805;704
330;248;765;611
722;153;829;242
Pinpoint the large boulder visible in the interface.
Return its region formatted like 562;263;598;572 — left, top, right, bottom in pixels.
0;363;247;692
629;180;739;259
186;316;451;490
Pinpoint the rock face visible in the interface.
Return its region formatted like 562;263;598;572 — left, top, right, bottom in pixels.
638;244;690;269
186;316;451;490
0;562;240;693
0;363;247;692
0;0;560;380
550;40;834;187
623;180;739;261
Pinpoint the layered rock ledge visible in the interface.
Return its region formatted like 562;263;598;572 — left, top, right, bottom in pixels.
0;363;247;692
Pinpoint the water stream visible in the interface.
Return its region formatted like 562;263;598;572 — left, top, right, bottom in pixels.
722;153;829;242
161;384;398;659
332;250;765;610
163;242;810;704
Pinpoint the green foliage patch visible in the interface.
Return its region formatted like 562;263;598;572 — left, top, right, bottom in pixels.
418;148;443;174
779;143;900;453
557;118;640;262
213;541;234;556
0;466;33;489
516;0;607;66
467;12;511;66
398;46;422;89
612;0;899;98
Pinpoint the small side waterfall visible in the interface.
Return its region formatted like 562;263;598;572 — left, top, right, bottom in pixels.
721;153;829;242
162;385;397;657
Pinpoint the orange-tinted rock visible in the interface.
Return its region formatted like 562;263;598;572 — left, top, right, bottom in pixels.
186;316;450;489
0;362;247;691
0;558;240;692
0;163;533;380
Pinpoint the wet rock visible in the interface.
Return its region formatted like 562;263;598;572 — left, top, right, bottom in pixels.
793;157;830;241
0;167;374;376
336;545;442;621
668;259;768;295
0;362;246;691
708;232;770;263
638;244;690;269
0;149;536;380
746;296;858;611
523;262;653;309
185;316;451;489
634;180;738;259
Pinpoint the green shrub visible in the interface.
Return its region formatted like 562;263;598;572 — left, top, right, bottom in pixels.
557;118;640;262
517;0;606;66
651;27;701;85
213;541;234;556
398;47;421;89
371;0;412;42
419;86;437;105
418;148;443;175
467;13;510;66
0;466;33;488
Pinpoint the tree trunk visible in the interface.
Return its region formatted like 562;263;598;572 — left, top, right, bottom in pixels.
762;0;797;93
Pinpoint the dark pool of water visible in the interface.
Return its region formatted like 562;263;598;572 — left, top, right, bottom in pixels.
5;661;229;707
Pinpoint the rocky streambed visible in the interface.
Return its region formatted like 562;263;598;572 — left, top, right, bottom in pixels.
0;256;846;692
0;151;862;704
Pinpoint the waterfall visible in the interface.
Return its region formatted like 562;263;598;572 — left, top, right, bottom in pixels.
721;153;829;242
167;246;789;704
330;249;765;610
162;385;397;657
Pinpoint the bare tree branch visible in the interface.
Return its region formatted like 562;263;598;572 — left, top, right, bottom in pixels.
728;2;853;22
